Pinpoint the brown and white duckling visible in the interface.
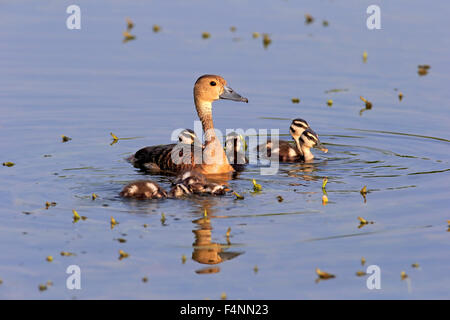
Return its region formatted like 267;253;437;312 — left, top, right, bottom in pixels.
173;170;228;195
131;75;248;175
120;180;168;199
225;132;248;172
291;128;328;162
177;128;203;147
258;118;310;160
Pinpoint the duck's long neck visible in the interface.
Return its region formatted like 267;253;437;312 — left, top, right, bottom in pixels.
195;98;230;167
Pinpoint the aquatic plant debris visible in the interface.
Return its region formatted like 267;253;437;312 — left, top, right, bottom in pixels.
360;186;367;203
262;34;271;49
38;284;48;292
252;179;262;192
72;209;86;223
322;20;329;27
233;191;244;200
253;265;259;273
322;178;328;190
60;251;75;257
110;132;119;141
358;216;374;228
417;64;430;76
123;31;136;43
363;51;368;63
111;216;118;229
126;17;134;30
360;96;372;109
226;227;231;238
152;24;161;33
322;194;328;205
61;135;71;142
356;271;367;277
161;213;166;224
315;268;335;279
45;201;56;209
305;14;314;24
72;209;80;222
119;250;129;260
2;162;15;167
230;26;236;32
291;98;300;104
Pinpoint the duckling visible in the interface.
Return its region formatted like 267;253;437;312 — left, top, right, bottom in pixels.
178;128;203;147
120;180;168;199
258;118;310;160
172;170;228;196
131;75;248;175
225;132;248;172
291;128;328;162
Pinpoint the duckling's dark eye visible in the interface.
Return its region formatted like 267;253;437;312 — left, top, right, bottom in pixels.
210;81;216;86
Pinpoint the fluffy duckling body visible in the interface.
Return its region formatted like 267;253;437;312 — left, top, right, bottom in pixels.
173;170;228;196
120;180;168;199
120;171;229;199
131;75;248;175
258;118;310;161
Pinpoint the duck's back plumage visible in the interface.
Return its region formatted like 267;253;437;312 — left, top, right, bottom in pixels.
132;143;203;173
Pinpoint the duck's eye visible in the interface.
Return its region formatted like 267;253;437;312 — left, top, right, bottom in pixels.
210;81;216;86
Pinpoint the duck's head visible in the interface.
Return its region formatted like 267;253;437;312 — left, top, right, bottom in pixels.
194;75;248;103
290;118;309;139
299;128;328;153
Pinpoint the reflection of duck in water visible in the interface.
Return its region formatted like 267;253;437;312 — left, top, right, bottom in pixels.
192;216;243;274
130;75;248;176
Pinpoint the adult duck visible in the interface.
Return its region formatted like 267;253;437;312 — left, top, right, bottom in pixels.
131;75;248;175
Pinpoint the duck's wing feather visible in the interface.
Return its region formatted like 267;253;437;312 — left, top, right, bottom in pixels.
132;143;203;173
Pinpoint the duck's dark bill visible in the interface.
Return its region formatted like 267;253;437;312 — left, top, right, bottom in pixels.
220;86;248;103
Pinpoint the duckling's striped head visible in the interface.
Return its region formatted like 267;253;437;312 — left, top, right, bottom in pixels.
178;129;198;145
299;128;326;151
290;118;309;138
194;75;248;103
